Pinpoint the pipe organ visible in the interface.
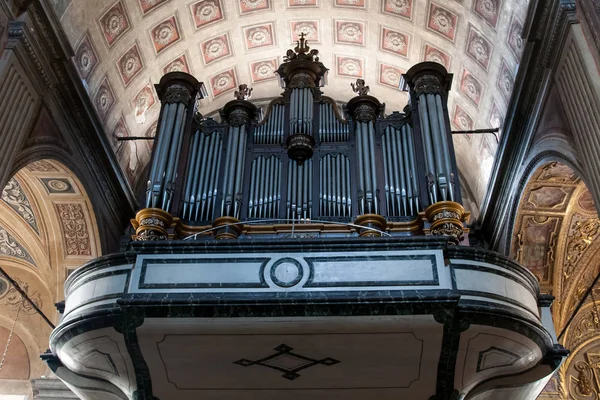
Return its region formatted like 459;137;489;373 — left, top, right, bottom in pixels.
133;34;469;243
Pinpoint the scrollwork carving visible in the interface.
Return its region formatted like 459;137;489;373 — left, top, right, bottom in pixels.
564;218;600;280
1;178;38;233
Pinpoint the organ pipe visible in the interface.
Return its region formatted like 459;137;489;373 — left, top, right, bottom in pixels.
382;124;420;216
320;154;351;217
180;130;222;221
248;156;281;219
146;73;202;211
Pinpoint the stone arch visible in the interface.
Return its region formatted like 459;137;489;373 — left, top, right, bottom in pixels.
0;158;103;394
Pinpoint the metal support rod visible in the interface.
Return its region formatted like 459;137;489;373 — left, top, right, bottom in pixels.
0;266;55;329
451;128;500;134
116;136;155;141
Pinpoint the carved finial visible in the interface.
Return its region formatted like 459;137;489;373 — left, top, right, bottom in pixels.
351;79;370;96
295;32;309;54
234;84;253;100
284;32;320;62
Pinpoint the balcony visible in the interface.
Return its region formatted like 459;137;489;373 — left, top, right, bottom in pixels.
45;236;563;400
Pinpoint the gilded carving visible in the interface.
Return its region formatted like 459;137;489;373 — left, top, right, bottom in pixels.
1;178;38;233
563;217;600;280
55;204;92;256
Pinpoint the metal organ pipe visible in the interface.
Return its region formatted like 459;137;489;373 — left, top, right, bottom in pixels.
290;88;313;135
434;94;454;200
287;160;313;219
417;95;439;204
180;130;223;221
221;126;248;219
146;102;175;207
249;156;281;219
382;124;420;217
162;103;187;210
356;121;378;214
255;104;284;144
319;102;349;142
319;154;351;218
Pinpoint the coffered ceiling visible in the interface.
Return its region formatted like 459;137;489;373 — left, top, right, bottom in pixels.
50;0;529;205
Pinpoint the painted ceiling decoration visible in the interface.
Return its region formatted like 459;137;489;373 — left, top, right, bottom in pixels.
53;0;530;205
513;162;600;399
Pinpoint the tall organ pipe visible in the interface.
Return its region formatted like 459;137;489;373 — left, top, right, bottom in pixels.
382;124;421;217
435;94;454;200
162;103;186;210
356;121;378;214
146;72;202;212
319;154;351;218
402;62;458;208
418;95;438;204
289;88;313;135
249;156;281;219
221;126;248;219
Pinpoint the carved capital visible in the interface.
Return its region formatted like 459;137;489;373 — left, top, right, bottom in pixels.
346;95;384;123
132;208;173;241
402;62;453;97
221;99;258;127
155;72;203;106
425;201;467;244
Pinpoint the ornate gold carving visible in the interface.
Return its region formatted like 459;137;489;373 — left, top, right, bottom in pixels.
354;214;387;237
424;201;467;243
132;208;173;241
564;218;600;280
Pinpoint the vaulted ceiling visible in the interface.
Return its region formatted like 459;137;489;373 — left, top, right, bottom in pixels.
512;162;600;399
50;0;529;207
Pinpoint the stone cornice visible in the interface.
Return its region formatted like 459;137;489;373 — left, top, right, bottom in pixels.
478;0;578;251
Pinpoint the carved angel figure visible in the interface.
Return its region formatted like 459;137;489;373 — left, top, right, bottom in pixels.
234;84;253;101
351;79;370;96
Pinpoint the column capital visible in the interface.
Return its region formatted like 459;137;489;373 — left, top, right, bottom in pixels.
155;72;204;106
402;62;453;97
